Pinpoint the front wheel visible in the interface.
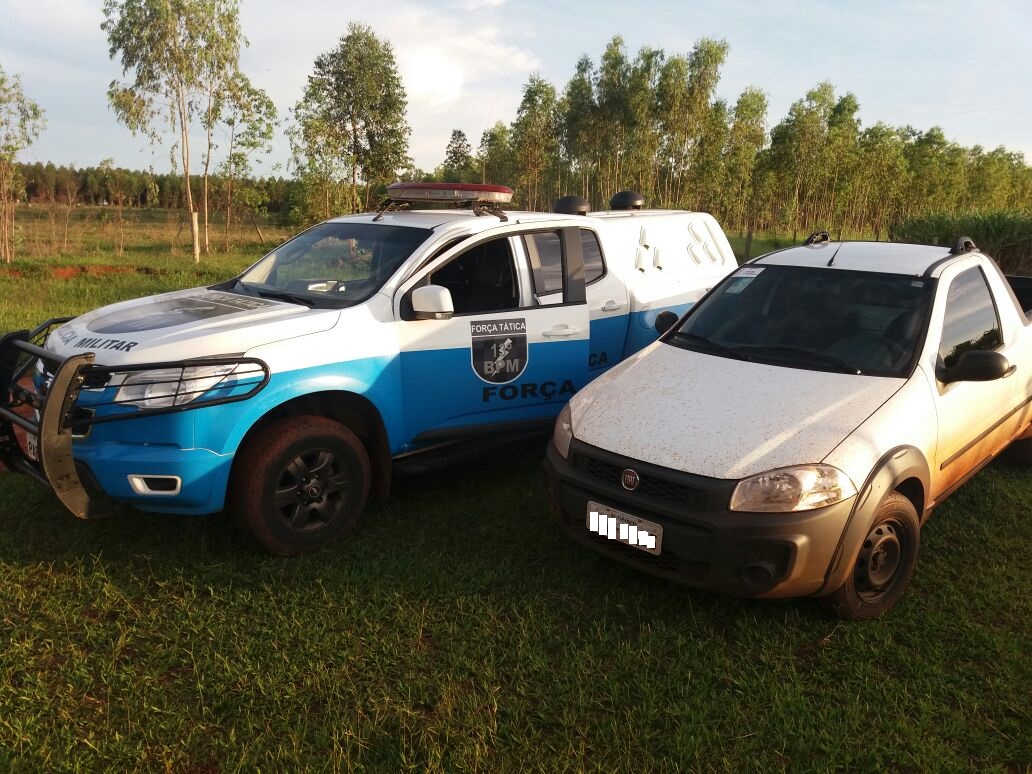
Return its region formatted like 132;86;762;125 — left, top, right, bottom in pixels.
229;416;371;555
822;492;920;620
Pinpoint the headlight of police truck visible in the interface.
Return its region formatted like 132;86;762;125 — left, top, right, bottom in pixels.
552;403;574;458
115;364;238;409
729;464;857;512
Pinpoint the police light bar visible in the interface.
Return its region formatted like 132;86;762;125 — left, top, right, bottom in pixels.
386;182;514;204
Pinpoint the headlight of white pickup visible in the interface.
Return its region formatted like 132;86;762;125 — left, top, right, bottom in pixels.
553;403;574;458
729;464;857;512
115;364;238;409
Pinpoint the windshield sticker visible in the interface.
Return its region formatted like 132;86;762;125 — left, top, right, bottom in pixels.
86;292;276;334
725;277;755;294
736;266;765;278
471;318;528;384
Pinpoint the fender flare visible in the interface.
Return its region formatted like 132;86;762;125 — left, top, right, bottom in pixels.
819;445;931;596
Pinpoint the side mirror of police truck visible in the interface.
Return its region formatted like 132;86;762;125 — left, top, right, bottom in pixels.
412;285;455;321
937;349;1013;384
655;310;679;334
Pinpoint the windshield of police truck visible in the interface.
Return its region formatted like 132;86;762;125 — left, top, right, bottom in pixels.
666;264;934;377
231;222;434;307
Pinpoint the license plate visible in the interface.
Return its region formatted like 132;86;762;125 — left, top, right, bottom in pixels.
586;501;663;556
25;430;39;461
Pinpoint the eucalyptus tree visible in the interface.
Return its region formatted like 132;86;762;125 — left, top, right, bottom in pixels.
292;23;409;217
854;123;909;239
688;99;730;214
511;74;559;210
102;0;243;262
659;38;728;206
594;37;632;197
724;87;768;233
823;93;860;236
443;129;474;182
0;65;45;263
560;55;599;200
766;82;835;239
477;122;514;186
218;74;276;249
626;47;664;202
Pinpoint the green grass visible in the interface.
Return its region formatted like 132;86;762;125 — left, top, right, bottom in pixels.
2;450;1031;769
1;222;1031;769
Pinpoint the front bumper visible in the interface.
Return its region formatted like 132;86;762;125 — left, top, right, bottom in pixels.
0;320;268;519
543;440;856;599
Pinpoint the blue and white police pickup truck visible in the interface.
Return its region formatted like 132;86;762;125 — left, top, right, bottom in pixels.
545;233;1032;619
0;183;737;554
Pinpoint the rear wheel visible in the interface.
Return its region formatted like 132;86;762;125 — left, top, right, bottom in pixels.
230;416;370;556
823;492;920;620
1007;436;1032;467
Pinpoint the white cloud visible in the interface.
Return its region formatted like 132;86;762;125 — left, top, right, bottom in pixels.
452;0;506;9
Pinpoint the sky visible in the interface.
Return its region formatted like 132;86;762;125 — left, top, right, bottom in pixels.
1;0;1030;178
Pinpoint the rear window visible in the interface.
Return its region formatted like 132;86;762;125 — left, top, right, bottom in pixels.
523;229;606;297
581;229;605;284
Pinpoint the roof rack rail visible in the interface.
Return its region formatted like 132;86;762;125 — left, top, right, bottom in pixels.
950;236;978;255
803;231;830;246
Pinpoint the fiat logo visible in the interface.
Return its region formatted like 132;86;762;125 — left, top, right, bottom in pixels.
621;469;640;491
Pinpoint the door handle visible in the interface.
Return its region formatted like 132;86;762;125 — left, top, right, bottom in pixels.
543;325;582;338
600;300;625;312
1004;364;1017;378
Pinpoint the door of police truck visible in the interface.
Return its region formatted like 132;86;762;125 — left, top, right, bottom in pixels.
396;225;590;446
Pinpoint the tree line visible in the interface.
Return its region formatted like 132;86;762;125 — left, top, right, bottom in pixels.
15;161;296;217
3;9;1032;264
432;37;1032;241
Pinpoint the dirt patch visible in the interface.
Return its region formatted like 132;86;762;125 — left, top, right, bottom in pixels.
48;264;147;280
84;265;137;277
0;267;23;278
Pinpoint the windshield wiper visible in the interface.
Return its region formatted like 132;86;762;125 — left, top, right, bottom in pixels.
736;345;861;375
253;288;319;308
669;331;752;362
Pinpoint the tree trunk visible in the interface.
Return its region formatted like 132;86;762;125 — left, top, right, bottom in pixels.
176;79;200;263
224;124;236;252
249;210;265;243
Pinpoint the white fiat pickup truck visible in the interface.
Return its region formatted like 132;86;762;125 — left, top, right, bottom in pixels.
544;234;1032;619
0;183;737;555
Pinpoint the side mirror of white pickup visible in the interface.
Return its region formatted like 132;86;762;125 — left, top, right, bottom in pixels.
412;285;455;320
937;350;1014;384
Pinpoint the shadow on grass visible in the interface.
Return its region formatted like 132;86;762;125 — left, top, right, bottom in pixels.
0;440;826;632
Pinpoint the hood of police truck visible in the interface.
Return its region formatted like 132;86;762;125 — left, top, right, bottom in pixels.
45;287;341;364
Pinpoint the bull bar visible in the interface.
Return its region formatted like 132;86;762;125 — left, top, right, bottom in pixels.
0;318;270;518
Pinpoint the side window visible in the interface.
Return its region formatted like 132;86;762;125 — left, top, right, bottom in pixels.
523;231;564;298
428;237;519;315
938;268;1003;368
581;229;606;284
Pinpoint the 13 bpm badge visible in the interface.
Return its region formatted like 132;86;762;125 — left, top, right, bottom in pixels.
470;318;528;384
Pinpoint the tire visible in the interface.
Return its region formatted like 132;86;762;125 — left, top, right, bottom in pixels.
1007;436;1032;467
822;492;920;620
229;416;371;556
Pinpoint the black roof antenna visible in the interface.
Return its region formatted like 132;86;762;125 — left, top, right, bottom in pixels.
950;236;978;255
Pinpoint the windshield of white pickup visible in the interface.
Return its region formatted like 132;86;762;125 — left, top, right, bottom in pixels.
667;265;935;377
233;222;434;307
